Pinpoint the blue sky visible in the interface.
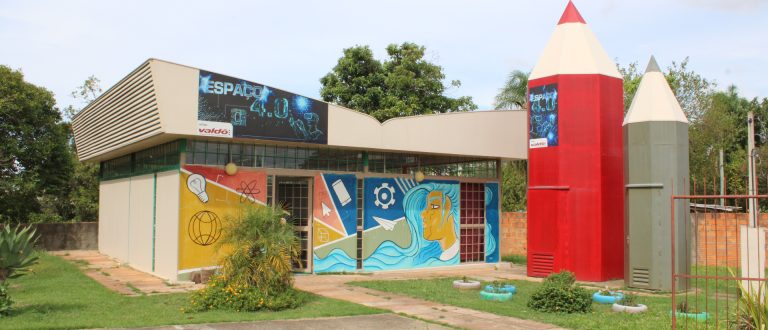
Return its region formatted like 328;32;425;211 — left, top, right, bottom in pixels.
1;0;766;111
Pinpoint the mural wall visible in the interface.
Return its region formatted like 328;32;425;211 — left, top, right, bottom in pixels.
178;165;267;277
312;174;357;273
485;182;500;263
363;178;461;271
175;165;500;275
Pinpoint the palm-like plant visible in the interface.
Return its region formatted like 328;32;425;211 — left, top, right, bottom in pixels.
217;205;301;295
730;268;768;329
0;225;38;282
494;70;529;110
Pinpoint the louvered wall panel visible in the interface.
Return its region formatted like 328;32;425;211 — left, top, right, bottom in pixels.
72;62;162;160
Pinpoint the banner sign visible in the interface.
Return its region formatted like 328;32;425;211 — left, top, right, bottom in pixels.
197;70;328;144
529;83;558;148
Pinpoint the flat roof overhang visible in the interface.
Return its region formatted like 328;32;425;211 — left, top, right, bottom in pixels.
72;59;528;163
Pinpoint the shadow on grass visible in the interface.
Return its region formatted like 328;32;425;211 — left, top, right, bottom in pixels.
13;302;87;315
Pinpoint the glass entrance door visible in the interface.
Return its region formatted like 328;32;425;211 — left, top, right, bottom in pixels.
275;176;312;272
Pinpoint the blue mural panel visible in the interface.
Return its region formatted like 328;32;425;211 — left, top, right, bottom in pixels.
485;182;500;263
312;173;356;273
323;173;357;236
363;177;460;271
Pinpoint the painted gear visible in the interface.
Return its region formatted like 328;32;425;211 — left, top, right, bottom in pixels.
373;183;396;209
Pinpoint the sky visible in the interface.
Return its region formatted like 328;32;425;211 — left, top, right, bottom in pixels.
1;0;767;111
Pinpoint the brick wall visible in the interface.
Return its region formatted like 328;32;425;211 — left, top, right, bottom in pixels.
500;212;527;256
693;213;768;267
498;211;768;266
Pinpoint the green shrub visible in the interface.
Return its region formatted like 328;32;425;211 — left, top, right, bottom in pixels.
621;293;639;307
527;271;592;313
217;204;301;294
188;204;304;312
543;270;576;287
730;269;767;329
0;225;39;282
0;282;11;316
188;274;308;312
0;225;39;317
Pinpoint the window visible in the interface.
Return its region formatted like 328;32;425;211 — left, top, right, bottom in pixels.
368;152;497;179
100;140;181;180
185;140;364;172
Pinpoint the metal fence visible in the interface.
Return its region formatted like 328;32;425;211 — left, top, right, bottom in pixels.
672;194;767;329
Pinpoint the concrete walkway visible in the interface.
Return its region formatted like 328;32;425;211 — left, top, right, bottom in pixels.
294;264;568;330
142;314;449;330
52;250;202;296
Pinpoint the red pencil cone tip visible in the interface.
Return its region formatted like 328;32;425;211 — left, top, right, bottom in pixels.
558;1;586;25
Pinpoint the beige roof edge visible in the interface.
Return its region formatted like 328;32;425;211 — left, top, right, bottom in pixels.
327;105;527;160
74;58;528;162
72;59;153;124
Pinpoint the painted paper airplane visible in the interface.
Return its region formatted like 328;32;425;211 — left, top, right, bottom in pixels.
322;202;332;216
372;216;404;231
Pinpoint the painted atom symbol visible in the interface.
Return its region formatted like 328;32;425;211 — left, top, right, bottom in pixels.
237;180;261;204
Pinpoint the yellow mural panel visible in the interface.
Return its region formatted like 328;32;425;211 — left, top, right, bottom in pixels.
178;167;266;273
312;218;345;247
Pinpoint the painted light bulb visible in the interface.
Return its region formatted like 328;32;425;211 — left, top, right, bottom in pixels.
187;174;209;203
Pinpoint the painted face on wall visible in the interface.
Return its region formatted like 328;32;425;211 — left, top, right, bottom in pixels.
421;190;454;242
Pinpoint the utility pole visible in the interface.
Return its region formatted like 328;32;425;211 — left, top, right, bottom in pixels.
720;148;725;207
747;112;757;227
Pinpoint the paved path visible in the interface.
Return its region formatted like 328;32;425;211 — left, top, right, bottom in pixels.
53;251;626;329
142;314;449;330
294;264;568;330
52;250;202;296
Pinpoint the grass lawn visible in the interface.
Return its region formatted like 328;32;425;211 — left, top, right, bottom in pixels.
1;253;383;330
501;254;527;265
351;277;739;330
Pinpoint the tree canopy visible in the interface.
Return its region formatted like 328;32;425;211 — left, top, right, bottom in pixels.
0;65;73;223
494;70;529;110
320;42;477;122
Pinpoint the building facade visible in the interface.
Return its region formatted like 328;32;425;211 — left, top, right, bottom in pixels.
72;59;527;281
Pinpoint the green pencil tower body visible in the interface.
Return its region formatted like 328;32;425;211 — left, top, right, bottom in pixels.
624;56;690;291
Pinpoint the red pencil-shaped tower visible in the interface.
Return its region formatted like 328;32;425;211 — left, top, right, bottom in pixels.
526;1;624;281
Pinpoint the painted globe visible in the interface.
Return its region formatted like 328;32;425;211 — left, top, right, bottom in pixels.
188;210;222;246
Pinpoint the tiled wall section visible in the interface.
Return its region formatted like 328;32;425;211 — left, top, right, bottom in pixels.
500;212;527;257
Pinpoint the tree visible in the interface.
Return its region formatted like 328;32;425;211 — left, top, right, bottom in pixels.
494;70;529;110
62;76;102;221
501;161;527;212
62;75;102;121
494;70;530;211
0;65;73;224
320;42;477;122
617;62;642;113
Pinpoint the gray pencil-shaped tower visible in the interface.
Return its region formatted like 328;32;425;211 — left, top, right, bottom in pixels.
624;56;690;291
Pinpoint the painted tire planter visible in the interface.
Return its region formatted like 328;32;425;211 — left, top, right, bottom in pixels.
484;284;517;294
592;292;624;304
612;303;648;314
480;290;513;301
673;311;709;322
453;280;481;290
